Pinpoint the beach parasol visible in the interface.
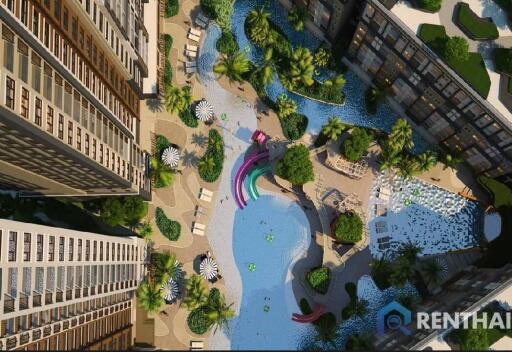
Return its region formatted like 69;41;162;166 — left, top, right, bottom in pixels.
161;147;180;167
195;100;214;122
162;278;179;302
199;257;218;280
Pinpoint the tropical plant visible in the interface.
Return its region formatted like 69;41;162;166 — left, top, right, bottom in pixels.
390;256;416;287
288;5;309;31
98;198;124;227
397;156;421;179
123;196;149;228
284;47;315;89
183;274;209;310
313;313;339;348
276;93;297;118
379;147;402;172
442;153;464;170
416;150;438;172
387;118;414;153
345;333;374;351
137;281;164;314
332;212;363;243
445;36;469;62
320;74;346;100
165;86;192;114
138;222;153;241
204;288;236;333
213;52;250;84
259;47;274;85
187;307;211;335
306;266;331;294
275;144;314;185
150;156;175;188
321;116;346;141
246;8;274;46
155;207;181;241
216;30;239;55
200;0;232;31
369;256;393;290
153;251;181;285
198;129;224;182
341;127;373;162
421;258;443;286
199;156;216;174
456;324;490;351
314;47;331;68
398;242;423;264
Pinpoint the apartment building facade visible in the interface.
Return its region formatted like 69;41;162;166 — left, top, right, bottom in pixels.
346;0;512;188
0;0;152;198
0;219;147;351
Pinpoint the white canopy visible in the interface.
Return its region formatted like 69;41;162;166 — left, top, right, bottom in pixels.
162;278;179;302
162;147;180;167
195;100;214;122
199;257;218;280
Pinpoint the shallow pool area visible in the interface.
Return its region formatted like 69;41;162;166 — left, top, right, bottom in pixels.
368;174;483;257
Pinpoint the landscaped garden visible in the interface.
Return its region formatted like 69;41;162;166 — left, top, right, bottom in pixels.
416;0;443;12
198;129;225;182
455;2;499;40
155;207;181;241
332;211;363;243
275;144;314;185
306;266;331;294
151;135;177;188
477;175;512;208
418;24;490;97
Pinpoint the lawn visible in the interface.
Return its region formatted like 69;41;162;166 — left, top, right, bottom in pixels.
456;3;499;40
416;0;442;12
418;24;491;97
494;48;512;75
478;175;512;208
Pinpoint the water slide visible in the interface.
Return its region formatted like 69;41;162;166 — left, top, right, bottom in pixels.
247;164;271;200
291;305;325;323
234;150;270;209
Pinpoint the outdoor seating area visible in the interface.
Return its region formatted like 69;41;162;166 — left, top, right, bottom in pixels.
185;28;202;74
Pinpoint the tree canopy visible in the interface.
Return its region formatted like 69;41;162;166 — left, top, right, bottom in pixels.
332;212;363;243
445;36;469;62
276;144;314;185
341;128;373;162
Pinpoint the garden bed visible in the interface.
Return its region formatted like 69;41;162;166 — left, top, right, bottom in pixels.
414;0;443;12
155;207;181;241
198;129;224;182
455;2;498;40
306;266;331;294
494;48;512;76
418;24;490;97
163;34;173;87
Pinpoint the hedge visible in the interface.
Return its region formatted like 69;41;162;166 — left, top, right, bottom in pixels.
165;0;179;18
179;108;198;128
155;207;181;241
280;113;308;141
163;34;173;87
216;30;239;55
306;266;331;294
333;212;363;243
198;129;224;182
456;3;498;40
156;135;171;154
187;307;211;335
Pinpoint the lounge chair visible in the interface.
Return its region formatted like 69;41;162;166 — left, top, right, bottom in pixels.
190;28;202;37
186;44;198;52
190;340;204;350
195;17;207;28
193;228;205;236
186;50;197;58
197;13;209;24
185;66;197;74
194;222;206;230
185;61;197;67
194;205;206;216
188;33;200;42
200;188;214;197
199;193;212;202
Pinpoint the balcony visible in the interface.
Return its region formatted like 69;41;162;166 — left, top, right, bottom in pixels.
70;319;77;327
83;287;88;297
56;291;63;303
45;292;53;305
32;329;41;341
62;321;69;330
43;326;51;337
4;295;15;313
6;337;16;350
20;333;29;345
66;289;72;300
98;285;102;294
79;316;85;324
53;323;60;334
90;286;95;295
104;283;108;292
19;294;29;310
32;294;41;307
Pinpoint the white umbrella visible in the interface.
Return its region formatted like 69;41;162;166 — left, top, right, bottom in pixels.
195;100;214;122
200;257;218;280
162;278;179;302
161;147;180;167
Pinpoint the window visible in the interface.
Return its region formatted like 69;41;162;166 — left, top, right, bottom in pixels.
85;134;90;155
48;236;55;261
21;88;29;119
85;240;90;261
69;238;74;261
68;121;73;146
77;239;82;261
46;106;54;133
21;0;29;25
19;49;29;82
43;65;52;100
63;7;69;30
93;241;97;261
58;114;64;139
3;40;14;72
23;233;31;261
8;231;17;261
5;77;15;109
59;237;64;261
35;98;42;126
37;234;44;261
54;0;61;19
77;127;82;151
32;9;40;36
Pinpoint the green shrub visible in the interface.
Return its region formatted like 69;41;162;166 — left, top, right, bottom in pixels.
165;0;179;17
156;135;171;154
276;144;314;185
494;48;512;75
216;30;239;55
345;282;357;299
417;0;442;12
187;307;212;335
280;113;308;141
306;266;331;294
340;127;373;162
333;212;363;243
155;207;181;241
179;108;198;128
299;298;313;315
200;0;233;31
456;3;498;40
198;129;225;182
163;34;173;87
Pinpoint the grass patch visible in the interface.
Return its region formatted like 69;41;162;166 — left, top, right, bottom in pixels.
306;266;331;294
477;175;512;208
198;129;224;182
418;24;490;97
456;3;498;40
155;207;181;241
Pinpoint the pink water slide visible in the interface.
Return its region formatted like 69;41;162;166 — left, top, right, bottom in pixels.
291;305;325;323
234;150;269;209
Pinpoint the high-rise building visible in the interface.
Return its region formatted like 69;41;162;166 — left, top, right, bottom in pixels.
0;0;152;198
346;0;512;188
0;219;147;351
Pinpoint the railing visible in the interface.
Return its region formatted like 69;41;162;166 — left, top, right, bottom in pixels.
98;285;103;294
66;289;72;300
4;296;15;313
43;326;51;337
44;292;52;305
104;283;108;292
79;316;85;324
70;319;77;327
90;286;95;296
19;295;29;310
32;294;41;307
53;323;60;334
32;329;41;341
56;291;63;303
6;337;16;350
62;321;69;330
75;288;81;298
20;332;29;345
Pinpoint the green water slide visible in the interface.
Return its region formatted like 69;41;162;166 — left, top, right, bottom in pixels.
247;164;271;200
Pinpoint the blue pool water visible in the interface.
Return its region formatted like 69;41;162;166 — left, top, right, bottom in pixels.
228;193;314;349
230;0;427;151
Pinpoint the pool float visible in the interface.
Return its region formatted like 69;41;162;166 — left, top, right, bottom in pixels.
248;263;256;272
404;198;412;206
220;113;228;121
265;233;274;243
263;305;270;313
412;188;420;196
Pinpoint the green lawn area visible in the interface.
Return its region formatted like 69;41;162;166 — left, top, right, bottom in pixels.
418;24;491;97
456;3;499;40
416;0;442;12
494;48;512;75
478;175;512;208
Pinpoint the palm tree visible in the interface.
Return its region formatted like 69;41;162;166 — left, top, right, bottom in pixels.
387;118;414;152
210;137;223;153
354;299;368;318
183;274;209;310
320;74;346;101
288;5;309;31
398;242;423;264
137;281;164;314
421;258;443;286
199;156;216;174
442;153;464;170
259;47;274;86
137;222;153;241
390;256;416;287
284;47;315;89
213;52;250;84
345;333;374;351
397;156;421;179
276;93;297;118
314;47;331;68
417;150;438;172
204;289;236;333
321;116;345;141
246;8;273;46
153;251;181;285
313;313;339;348
150;156;175;188
165;86;192;114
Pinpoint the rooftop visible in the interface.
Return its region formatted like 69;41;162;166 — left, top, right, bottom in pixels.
389;0;512;126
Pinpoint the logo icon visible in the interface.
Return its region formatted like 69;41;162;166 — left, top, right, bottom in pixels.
377;301;412;336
